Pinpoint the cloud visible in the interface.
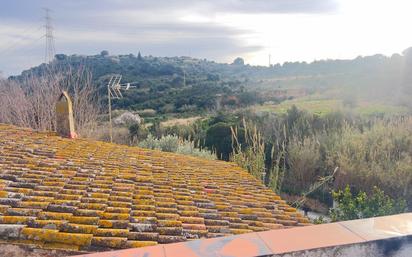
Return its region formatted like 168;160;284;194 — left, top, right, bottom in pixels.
91;0;338;14
0;0;338;75
216;0;338;13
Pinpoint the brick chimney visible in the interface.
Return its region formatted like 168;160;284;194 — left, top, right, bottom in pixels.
56;91;77;139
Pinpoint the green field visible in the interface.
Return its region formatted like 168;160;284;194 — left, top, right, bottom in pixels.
252;98;409;116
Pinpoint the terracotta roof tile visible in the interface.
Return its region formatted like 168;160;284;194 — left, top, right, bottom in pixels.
0;123;310;252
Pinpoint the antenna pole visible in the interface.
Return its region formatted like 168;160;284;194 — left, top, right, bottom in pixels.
106;74;138;144
108;83;113;143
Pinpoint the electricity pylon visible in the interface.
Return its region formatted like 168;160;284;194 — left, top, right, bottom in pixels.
43;8;55;63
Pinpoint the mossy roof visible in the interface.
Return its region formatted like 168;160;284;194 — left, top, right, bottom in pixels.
0;124;310;252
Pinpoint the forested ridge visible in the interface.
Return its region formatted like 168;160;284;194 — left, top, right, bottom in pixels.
12;47;412;113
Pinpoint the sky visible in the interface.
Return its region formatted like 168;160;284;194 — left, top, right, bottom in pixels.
1;0;412;76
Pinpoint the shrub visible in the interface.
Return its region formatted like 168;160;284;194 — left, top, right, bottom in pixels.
330;185;407;221
138;134;216;160
284;137;321;194
324;119;412;206
113;111;142;126
128;123;148;143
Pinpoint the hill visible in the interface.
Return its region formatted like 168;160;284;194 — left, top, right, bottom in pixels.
10;47;412;114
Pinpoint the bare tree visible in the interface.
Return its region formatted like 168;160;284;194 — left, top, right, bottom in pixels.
0;65;100;137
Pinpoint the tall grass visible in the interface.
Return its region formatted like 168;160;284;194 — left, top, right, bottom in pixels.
230;119;286;193
230;108;411;210
231;119;266;181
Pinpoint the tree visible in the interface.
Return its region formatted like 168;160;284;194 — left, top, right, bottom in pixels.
55;54;67;61
232;57;244;65
205;122;245;160
137;51;142;60
0;66;99;137
100;50;109;57
402;47;412;60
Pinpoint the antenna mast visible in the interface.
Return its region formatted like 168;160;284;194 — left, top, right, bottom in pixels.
43;8;55;63
106;75;137;143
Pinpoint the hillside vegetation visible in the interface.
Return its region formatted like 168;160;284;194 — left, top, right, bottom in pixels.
12;47;412;116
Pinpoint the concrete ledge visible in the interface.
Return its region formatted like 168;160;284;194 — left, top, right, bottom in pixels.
72;213;411;257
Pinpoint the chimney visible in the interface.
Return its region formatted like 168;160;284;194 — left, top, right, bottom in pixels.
56;91;77;139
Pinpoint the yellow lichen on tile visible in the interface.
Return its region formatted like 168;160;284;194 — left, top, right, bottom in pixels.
38;212;73;220
98;220;114;228
69;216;99;225
91;236;127;248
19;201;50;209
99;212;129;220
78;203;107;211
63;223;98;234
52;232;93;246
34;220;68;229
94;228;128;237
157;220;182;227
0;216;35;224
125;240;157;248
21;228;60;242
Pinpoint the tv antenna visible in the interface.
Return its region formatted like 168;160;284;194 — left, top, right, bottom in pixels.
107;74;137;143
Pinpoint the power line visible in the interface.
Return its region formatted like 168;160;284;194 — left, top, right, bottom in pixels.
43;8;55;63
0;26;43;56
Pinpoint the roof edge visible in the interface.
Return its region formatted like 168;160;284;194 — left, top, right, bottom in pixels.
73;213;411;257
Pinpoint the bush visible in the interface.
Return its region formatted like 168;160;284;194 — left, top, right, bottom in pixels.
138;134;216;160
113;111;142;126
324;119;412;206
330;185;407;221
138;134;179;152
128;123;148;143
285;137;321;194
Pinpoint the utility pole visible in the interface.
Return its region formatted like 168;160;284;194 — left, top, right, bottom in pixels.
108;84;113;143
183;69;186;87
268;54;271;67
43;8;55;63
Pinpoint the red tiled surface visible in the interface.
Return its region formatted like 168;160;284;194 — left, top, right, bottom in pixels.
256;222;365;254
0;124;309;252
339;213;412;241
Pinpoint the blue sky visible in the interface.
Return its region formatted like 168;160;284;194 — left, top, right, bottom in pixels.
1;0;411;76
